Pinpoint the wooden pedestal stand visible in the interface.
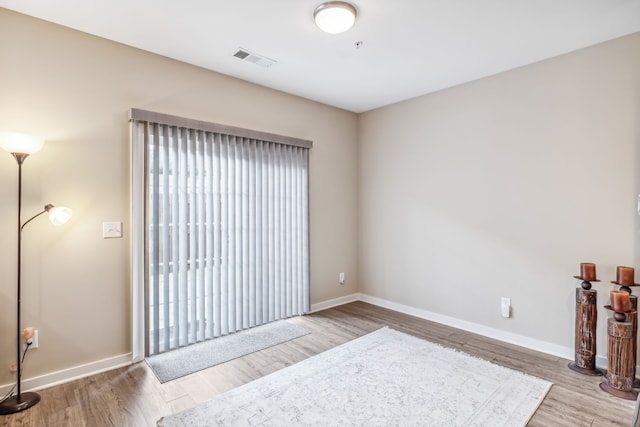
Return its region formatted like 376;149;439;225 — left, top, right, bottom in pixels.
599;307;638;400
631;295;639;388
568;278;603;375
612;282;639;388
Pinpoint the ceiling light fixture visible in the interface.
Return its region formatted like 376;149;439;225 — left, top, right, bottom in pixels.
313;1;357;34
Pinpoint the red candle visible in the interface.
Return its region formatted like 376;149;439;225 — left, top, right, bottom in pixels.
617;266;635;286
611;290;631;312
580;263;596;281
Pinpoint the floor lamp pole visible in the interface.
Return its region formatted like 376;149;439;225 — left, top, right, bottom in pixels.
17;154;23;400
0;153;41;415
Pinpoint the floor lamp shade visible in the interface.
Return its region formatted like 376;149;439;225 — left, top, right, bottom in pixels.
0;132;72;416
46;205;73;226
0;132;44;155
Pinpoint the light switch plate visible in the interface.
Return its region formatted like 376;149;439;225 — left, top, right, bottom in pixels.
103;221;123;239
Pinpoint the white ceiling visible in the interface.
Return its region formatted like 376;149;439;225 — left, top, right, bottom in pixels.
1;0;639;113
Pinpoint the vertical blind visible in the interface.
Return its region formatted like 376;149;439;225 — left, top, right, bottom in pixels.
130;109;311;356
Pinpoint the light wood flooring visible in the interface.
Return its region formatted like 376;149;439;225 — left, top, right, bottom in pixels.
1;301;635;426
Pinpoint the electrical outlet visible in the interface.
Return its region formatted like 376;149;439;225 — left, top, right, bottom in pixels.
32;329;39;349
501;297;511;318
339;272;345;285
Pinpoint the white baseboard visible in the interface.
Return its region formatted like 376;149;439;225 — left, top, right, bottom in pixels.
0;292;614;395
0;293;362;395
0;353;133;395
356;294;621;370
310;293;361;313
595;355;607;370
358;293;575;361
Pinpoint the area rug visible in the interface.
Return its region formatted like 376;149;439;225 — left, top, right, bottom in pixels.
158;327;552;426
147;320;309;383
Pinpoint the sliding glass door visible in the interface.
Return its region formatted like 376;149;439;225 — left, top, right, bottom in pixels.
131;109;311;356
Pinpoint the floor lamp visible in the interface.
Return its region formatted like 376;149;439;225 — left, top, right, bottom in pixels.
0;132;72;415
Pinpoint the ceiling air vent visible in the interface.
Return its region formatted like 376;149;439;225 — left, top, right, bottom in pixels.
233;48;276;68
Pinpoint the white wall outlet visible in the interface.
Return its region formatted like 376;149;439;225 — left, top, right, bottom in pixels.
501;297;511;318
103;221;123;239
339;272;345;285
23;329;39;350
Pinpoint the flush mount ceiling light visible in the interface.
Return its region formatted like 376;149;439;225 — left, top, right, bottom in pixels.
313;1;357;34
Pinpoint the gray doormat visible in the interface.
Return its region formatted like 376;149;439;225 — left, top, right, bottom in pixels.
146;320;310;383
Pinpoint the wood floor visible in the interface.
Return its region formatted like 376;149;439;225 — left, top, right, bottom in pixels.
1;301;635;426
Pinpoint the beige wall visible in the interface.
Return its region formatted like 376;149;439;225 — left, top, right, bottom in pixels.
0;8;359;384
358;33;640;354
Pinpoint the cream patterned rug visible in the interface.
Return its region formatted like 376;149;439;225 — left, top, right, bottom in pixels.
158;327;552;426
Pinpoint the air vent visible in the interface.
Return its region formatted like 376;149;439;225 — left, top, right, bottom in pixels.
233;48;276;68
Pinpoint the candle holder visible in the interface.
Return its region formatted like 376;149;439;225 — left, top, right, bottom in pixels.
611;280;640;294
568;276;603;375
600;305;638;400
